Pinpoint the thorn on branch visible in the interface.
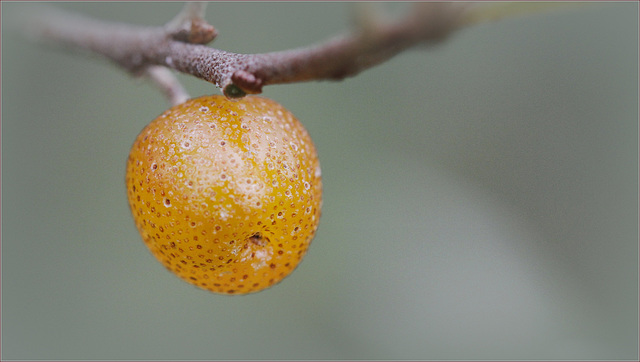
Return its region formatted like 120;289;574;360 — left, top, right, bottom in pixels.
165;2;217;44
169;20;217;44
230;70;264;95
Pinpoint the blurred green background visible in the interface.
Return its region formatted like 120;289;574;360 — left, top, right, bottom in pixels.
2;2;638;360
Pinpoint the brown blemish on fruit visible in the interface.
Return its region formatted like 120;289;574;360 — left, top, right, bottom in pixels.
249;232;269;247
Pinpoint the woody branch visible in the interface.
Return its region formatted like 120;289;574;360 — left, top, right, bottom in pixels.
27;3;473;103
26;2;573;104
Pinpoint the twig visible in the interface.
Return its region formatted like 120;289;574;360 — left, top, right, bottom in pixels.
26;2;581;103
144;66;190;106
27;3;467;100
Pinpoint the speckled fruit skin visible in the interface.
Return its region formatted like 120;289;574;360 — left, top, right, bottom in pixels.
126;95;322;295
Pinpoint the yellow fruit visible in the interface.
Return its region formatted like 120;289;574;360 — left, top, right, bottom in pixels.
126;95;322;295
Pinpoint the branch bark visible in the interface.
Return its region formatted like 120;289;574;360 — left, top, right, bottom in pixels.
27;3;469;100
26;2;579;102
